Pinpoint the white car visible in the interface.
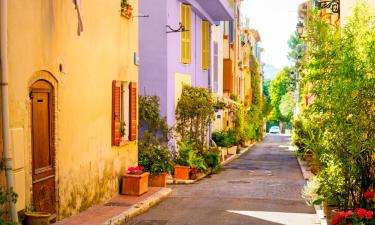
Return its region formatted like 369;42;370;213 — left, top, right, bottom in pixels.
269;126;280;134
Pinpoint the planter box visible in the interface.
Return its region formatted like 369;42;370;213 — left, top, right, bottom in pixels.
174;166;190;180
149;173;167;187
24;212;51;225
219;147;227;162
228;145;238;155
121;172;149;196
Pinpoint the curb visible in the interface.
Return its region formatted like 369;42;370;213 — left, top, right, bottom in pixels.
296;156;327;225
102;188;172;225
167;142;257;185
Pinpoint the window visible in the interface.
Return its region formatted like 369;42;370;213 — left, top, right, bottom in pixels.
112;81;137;146
229;21;234;43
181;4;191;64
202;20;210;70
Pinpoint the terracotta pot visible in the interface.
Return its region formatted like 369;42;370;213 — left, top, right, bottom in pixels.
24;212;51;225
149;172;167;187
174;166;190;180
310;161;320;175
228;145;237;155
326;208;339;225
122;172;149;196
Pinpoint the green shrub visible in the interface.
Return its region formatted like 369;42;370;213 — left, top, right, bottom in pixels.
138;145;173;175
205;152;221;173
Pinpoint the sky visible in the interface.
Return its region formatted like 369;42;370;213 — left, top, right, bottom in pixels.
241;0;306;79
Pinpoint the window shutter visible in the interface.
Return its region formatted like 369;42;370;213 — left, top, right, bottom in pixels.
129;82;137;141
202;21;209;70
186;6;191;63
112;80;121;146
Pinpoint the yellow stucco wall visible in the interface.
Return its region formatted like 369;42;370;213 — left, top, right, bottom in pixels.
6;0;138;220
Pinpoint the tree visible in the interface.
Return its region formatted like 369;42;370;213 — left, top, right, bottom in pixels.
269;67;296;122
287;31;304;62
279;92;295;120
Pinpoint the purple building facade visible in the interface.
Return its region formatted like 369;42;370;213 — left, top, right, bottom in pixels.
139;0;234;126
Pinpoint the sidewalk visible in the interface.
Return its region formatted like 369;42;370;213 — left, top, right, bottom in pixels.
55;187;172;225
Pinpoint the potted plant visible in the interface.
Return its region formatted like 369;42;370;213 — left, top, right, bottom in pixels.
120;0;133;19
139;145;173;187
174;142;194;180
121;166;149;196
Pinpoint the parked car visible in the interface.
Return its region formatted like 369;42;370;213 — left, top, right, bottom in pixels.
269;126;280;134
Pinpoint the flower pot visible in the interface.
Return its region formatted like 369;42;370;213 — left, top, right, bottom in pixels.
326;208;339;225
149;172;167;187
174;166;190;180
228;145;237;155
121;172;149;196
24;212;51;225
310;161;320;175
219;147;227;162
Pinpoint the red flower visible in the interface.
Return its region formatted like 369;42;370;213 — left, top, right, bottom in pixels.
345;211;353;218
364;191;374;199
138;166;144;171
332;214;342;225
366;210;374;219
357;208;367;219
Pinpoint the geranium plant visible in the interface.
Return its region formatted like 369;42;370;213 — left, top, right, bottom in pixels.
127;166;144;175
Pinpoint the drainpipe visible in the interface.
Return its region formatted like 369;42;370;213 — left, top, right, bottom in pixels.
1;0;18;222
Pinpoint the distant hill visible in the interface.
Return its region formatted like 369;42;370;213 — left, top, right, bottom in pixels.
263;64;281;80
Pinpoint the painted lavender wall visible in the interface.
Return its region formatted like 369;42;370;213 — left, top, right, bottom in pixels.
166;0;210;126
139;0;168;118
140;0;210;127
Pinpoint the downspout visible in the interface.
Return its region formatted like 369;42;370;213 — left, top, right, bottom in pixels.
1;0;18;222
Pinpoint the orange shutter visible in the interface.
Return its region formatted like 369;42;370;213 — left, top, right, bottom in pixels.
129;82;137;141
112;81;121;146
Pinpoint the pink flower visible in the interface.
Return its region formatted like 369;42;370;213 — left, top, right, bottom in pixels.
366;210;373;219
364;191;374;199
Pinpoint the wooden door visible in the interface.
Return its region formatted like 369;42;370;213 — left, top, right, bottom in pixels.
30;80;56;214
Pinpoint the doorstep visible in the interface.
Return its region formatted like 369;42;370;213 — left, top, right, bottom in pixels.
55;187;172;225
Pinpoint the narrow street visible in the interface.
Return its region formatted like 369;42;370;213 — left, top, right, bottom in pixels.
124;135;320;225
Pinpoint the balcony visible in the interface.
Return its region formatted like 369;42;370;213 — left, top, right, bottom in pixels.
181;0;235;23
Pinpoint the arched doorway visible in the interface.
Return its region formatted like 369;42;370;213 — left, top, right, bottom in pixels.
30;80;56;215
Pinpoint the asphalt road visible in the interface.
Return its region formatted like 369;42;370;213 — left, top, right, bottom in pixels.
124;135;320;225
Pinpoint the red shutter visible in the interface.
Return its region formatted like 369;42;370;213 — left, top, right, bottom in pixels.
112;81;121;146
129;82;137;141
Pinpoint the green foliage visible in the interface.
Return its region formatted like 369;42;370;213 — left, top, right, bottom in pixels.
138;145;173;174
212;130;237;148
175;141;207;172
269;67;296;122
299;3;375;209
214;98;227;109
0;187;19;225
175;85;214;154
205;152;221;172
279;92;295;119
138;94;172;175
287;31;304;62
